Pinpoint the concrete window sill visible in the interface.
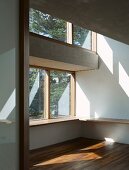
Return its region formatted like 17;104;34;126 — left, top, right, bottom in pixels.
29;117;79;127
80;118;129;124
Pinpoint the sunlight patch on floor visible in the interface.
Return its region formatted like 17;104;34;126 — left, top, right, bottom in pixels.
81;142;105;151
105;137;115;144
34;152;102;167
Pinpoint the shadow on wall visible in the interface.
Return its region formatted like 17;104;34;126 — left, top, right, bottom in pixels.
76;34;129;119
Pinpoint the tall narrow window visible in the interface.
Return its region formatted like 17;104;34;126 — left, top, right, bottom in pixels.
73;25;92;50
50;70;71;118
29;67;44;119
29;8;67;42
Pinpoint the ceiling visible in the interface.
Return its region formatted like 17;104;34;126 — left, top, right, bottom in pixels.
30;0;129;45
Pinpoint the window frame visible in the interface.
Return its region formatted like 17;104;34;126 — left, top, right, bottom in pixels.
29;65;76;120
29;8;97;52
63;22;97;51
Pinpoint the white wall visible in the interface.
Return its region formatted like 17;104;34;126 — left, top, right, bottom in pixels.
76;34;129;144
30;120;82;150
30;34;129;150
82;122;129;144
0;1;19;169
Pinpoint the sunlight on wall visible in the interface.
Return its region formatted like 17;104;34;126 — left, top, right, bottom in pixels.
105;137;115;143
29;72;39;106
119;62;129;97
95;112;99;119
97;34;113;74
0;89;16;120
76;82;90;118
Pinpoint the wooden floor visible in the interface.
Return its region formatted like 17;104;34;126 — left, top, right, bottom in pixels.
30;138;129;170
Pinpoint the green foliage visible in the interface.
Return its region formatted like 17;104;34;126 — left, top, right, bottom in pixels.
29;68;44;119
29;8;67;42
29;68;38;91
29;68;70;119
29;8;90;45
29;9;90;118
73;25;89;46
50;71;70;116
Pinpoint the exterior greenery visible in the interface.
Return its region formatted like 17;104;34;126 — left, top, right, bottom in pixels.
50;70;70;118
29;68;44;119
29;8;67;42
29;8;91;119
29;8;91;47
29;68;71;119
73;25;90;46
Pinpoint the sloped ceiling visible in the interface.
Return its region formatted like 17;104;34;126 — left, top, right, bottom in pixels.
30;0;129;45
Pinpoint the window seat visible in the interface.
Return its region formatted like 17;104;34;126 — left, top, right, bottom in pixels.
80;118;129;124
29;117;129;127
30;117;79;127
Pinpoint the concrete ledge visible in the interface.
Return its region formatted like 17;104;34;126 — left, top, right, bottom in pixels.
80;118;129;124
29;33;98;71
30;117;79;127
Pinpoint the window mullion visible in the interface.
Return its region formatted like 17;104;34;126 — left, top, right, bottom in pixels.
67;22;73;44
44;69;50;119
70;72;76;116
91;32;97;52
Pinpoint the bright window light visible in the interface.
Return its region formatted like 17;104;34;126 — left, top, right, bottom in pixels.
105;137;115;143
97;34;113;74
95;112;99;119
119;62;129;97
76;82;90;119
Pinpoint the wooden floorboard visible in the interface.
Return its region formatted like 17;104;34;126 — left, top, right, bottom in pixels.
30;138;129;170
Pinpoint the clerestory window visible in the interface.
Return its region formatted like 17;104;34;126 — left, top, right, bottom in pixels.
29;8;94;50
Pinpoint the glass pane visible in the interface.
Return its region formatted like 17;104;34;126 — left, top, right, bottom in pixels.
29;8;67;42
73;25;92;50
29;67;44;119
50;70;71;118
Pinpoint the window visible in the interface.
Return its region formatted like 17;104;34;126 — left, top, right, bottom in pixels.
29;66;75;120
73;25;92;50
29;67;45;119
29;8;95;51
50;70;71;118
29;8;67;42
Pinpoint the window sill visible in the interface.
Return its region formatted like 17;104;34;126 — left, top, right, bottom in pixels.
29;117;79;127
80;118;129;124
30;32;94;52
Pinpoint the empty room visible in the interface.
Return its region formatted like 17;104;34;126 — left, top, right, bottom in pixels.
1;0;129;170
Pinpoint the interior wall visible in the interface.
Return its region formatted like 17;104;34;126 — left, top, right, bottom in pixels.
30;120;82;150
76;34;129;143
82;122;129;144
0;0;19;169
30;34;129;149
